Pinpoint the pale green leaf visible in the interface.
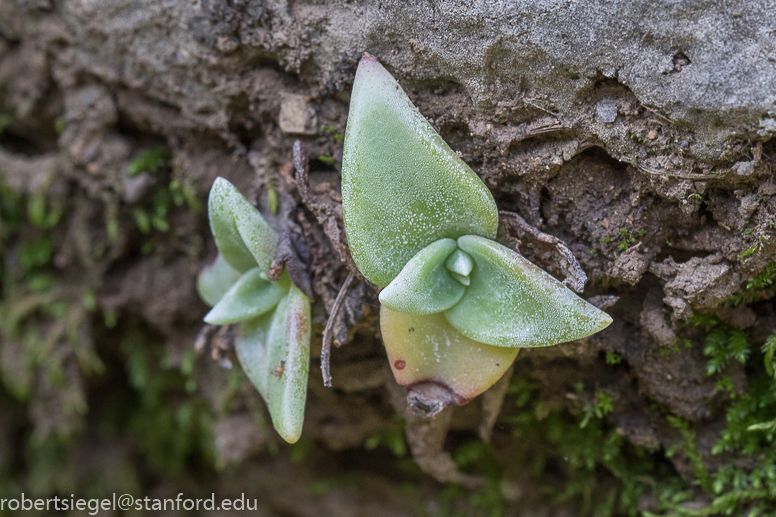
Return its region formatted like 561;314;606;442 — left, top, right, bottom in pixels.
445;235;612;348
445;249;474;278
380;306;518;404
234;312;273;396
342;55;498;287
379;238;465;315
196;253;243;307
235;285;311;443
449;271;471;286
209;177;278;273
204;267;287;325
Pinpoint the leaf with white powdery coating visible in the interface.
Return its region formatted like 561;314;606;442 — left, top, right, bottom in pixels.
197;253;244;307
445;235;613;348
235;285;311;443
341;55;498;287
204;268;288;325
209;177;278;273
380;306;518;404
379;238;465;315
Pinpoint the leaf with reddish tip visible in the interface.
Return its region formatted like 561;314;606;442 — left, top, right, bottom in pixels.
204;268;288;325
197;253;244;307
445;235;613;348
209;177;278;273
235;284;311;443
341;55;498;287
380;305;518;405
379;238;465;315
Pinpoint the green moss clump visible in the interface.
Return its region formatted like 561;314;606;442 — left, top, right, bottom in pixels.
127;148;172;177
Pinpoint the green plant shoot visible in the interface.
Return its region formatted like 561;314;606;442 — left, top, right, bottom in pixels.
342;54;612;413
197;178;311;443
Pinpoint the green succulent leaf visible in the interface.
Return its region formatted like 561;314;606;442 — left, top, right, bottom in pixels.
445;249;474;278
209;177;278;273
445;235;613;348
235;284;311;443
342;55;499;287
380;306;518;404
379;238;465;315
204;267;288;325
235;312;273;395
448;272;471;286
196;253;244;307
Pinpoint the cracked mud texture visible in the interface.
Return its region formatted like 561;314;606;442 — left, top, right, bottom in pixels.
1;0;776;515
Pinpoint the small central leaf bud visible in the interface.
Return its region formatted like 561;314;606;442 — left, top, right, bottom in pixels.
444;249;474;286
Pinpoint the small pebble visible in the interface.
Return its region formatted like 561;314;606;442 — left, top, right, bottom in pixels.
596;99;618;123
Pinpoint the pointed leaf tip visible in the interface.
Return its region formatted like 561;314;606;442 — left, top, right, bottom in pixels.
445;249;474;279
445;236;613;348
342;56;498;287
208;177;278;273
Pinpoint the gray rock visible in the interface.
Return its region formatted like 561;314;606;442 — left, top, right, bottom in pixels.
279;93;318;135
596;99;618;123
30;0;774;161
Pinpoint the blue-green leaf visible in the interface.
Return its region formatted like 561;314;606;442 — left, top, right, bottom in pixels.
379;238;465;315
196;253;243;307
204;267;287;325
235;285;311;443
342;55;498;287
209;177;278;273
445;235;612;348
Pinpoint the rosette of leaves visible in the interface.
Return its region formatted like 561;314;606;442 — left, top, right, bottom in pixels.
197;177;311;443
341;55;612;413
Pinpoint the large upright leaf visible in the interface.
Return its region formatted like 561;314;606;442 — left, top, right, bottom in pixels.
234;285;311;444
342;55;498;287
209;177;278;273
445;236;612;348
380;306;517;404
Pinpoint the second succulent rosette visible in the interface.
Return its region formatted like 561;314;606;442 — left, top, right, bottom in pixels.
341;54;612;407
197;178;311;443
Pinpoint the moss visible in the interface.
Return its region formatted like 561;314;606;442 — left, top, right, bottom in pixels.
689;314;749;375
127;147;172;177
428;320;776;517
648;317;776;516
434;375;685;517
666;416;713;493
0;176;216;508
725;261;776;307
364;416;408;457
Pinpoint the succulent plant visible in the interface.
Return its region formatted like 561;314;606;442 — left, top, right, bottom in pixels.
341;54;612;414
197;177;311;443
